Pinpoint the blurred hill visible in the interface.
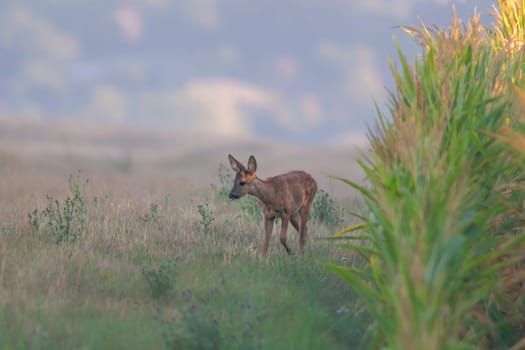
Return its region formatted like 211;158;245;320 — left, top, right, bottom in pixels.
0;117;365;198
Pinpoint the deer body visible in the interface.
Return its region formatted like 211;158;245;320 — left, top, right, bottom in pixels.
228;155;317;256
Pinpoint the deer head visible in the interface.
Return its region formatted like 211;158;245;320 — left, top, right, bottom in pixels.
228;154;257;199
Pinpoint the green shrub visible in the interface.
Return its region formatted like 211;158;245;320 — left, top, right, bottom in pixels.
236;196;260;222
311;189;342;228
160;276;263;350
214;164;233;200
141;203;160;224
29;173;88;244
142;258;177;299
197;203;215;237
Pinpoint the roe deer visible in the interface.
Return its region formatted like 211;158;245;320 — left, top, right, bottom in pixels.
227;154;317;256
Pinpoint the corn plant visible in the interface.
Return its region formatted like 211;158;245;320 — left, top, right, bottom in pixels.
326;3;525;349
490;0;525;55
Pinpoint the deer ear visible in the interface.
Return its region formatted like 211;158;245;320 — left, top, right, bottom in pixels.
228;154;244;172
247;155;257;174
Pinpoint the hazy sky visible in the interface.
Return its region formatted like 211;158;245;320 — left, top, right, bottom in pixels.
0;0;497;145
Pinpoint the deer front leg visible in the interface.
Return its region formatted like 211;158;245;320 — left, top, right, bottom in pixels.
279;215;292;255
262;217;274;256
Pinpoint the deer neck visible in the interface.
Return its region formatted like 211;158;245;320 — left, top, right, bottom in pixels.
250;177;275;204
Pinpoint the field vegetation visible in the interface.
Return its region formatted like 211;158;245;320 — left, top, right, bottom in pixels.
1;1;524;349
0;153;368;350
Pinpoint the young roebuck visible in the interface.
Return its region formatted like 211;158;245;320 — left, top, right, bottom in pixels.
228;154;317;256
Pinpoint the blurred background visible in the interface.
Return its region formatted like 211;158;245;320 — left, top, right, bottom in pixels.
0;0;497;180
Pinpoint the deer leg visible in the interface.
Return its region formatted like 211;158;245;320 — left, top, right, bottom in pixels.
298;208;311;256
298;223;307;256
290;213;300;233
262;217;274;256
279;215;292;255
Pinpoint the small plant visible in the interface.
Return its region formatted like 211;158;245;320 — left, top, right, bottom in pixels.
47;174;87;244
0;223;12;235
197;203;215;236
237;196;260;222
29;173;88;244
141;203;160;224
162;306;222;350
160;277;263;350
28;209;45;232
311;189;341;228
92;195;109;219
215;164;233;199
142;258;177;299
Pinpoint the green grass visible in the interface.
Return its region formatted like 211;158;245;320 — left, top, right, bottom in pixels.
0;242;369;350
0;163;369;350
0;305;165;350
6;3;523;349
158;254;370;350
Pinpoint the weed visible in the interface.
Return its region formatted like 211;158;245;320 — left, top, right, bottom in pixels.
237;196;260;222
141;203;160;224
92;195;109;219
28;209;44;232
160;276;264;350
0;223;13;235
47;174;87;244
215;164;233;199
197;203;215;236
161;306;223;350
142;258;177;299
311;189;341;228
29;173;88;244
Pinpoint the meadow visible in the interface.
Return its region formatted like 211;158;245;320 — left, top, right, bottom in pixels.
0;146;369;350
2;1;525;349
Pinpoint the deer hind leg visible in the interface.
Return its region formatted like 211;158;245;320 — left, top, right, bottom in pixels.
279;215;292;255
298;206;312;256
290;213;300;233
262;217;274;256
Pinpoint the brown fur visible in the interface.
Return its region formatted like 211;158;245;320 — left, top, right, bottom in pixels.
228;154;317;256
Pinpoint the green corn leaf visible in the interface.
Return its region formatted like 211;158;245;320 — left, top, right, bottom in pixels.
324;263;382;304
331;223;367;237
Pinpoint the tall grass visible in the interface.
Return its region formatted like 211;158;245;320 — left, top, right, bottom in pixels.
327;2;525;349
0;158;369;349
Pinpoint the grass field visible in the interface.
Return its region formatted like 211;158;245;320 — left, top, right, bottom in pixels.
3;2;523;349
0;143;369;350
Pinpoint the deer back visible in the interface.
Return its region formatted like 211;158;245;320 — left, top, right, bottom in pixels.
259;170;317;213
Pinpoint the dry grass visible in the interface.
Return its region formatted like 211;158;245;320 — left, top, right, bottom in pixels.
0;140;368;349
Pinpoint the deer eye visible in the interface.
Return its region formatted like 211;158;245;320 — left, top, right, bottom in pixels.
239;181;246;186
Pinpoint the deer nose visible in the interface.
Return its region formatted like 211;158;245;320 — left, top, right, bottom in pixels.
229;192;238;199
